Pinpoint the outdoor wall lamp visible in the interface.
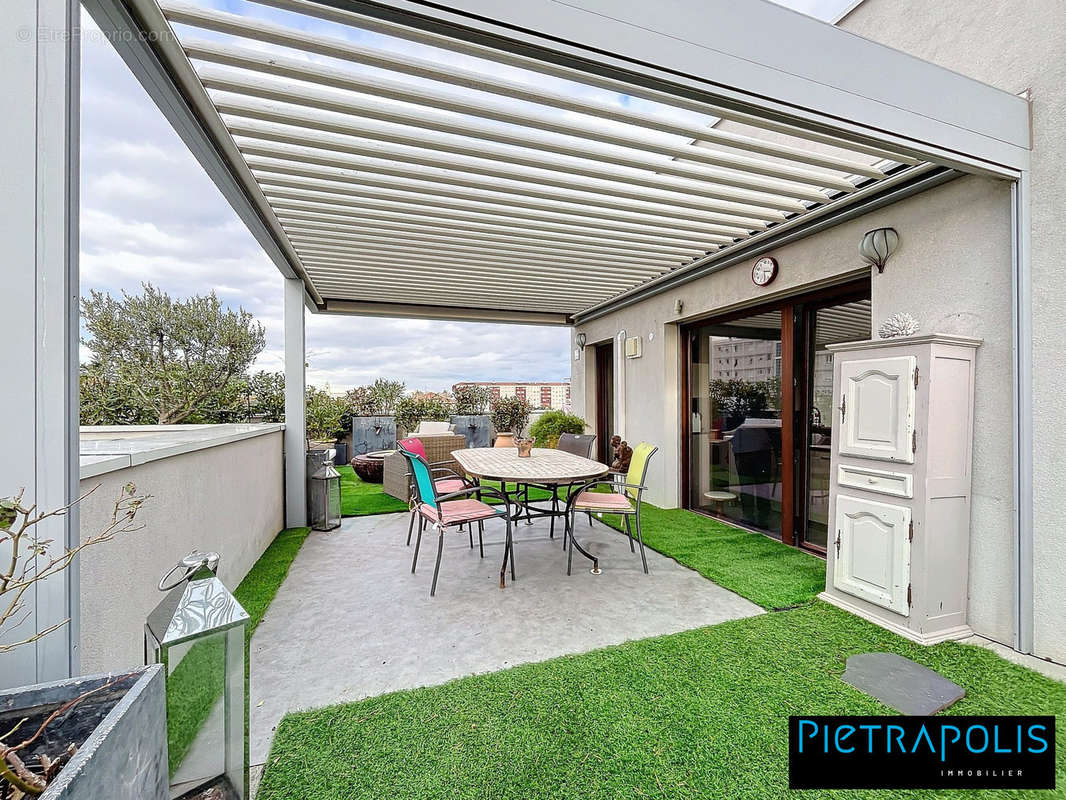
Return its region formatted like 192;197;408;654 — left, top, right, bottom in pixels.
575;332;587;348
860;227;900;273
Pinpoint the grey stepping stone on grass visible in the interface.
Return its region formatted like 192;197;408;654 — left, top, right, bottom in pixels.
841;652;965;715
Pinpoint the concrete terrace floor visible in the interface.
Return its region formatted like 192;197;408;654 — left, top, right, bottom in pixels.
247;511;763;782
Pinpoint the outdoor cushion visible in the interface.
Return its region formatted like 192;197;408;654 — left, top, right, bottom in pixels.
433;478;467;494
573;491;634;513
414;421;454;435
419;498;501;526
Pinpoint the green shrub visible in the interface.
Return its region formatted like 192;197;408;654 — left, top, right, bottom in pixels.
529;410;587;447
395;392;454;434
489;395;532;435
453;384;490;415
305;385;347;441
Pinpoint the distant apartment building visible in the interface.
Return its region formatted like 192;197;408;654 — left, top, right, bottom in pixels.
453;381;571;410
711;338;782;382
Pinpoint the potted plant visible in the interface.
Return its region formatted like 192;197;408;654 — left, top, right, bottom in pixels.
450;385;492;448
305;385;347;450
489;396;532;448
528;410;587;448
0;484;168;800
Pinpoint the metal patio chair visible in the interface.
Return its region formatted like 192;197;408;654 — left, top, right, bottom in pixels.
397;445;514;596
517;433;597;538
397;437;476;549
564;442;658;575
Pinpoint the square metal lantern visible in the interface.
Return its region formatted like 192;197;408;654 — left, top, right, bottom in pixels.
146;556;250;800
310;461;342;531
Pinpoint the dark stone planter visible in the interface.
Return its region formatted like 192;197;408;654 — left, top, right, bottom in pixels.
0;665;166;799
351;416;396;457
450;415;491;448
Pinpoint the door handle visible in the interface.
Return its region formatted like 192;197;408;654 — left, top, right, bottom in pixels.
838;396;846;424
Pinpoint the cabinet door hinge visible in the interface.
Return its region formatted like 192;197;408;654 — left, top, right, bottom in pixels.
913;366;919;389
907;584;913;608
839;396;846;424
834;530;841;557
912;429;917;453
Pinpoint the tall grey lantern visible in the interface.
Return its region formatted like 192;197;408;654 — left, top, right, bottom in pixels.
146;552;250;800
310;461;342;531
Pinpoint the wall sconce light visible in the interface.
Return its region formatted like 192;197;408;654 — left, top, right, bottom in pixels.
859;227;900;273
674;298;684;315
575;332;587;348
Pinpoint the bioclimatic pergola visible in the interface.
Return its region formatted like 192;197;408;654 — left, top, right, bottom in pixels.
5;0;1033;682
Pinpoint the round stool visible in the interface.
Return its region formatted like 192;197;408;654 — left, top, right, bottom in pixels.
703;490;737;517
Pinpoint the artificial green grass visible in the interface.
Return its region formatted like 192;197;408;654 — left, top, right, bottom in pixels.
338;465;408;517
257;601;1066;800
598;502;826;609
165;526;310;775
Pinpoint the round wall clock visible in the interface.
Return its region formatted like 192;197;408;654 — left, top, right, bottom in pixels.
751;256;778;287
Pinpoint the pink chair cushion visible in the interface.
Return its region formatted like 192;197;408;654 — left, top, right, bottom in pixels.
419;499;501;526
433;478;467;494
397;437;427;460
573;491;634;513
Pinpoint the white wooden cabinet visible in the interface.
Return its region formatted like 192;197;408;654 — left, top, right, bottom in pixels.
820;335;981;645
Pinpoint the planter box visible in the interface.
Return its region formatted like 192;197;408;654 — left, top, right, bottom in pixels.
383;434;467;501
351;416;396;457
450;415;491;448
0;665;166;800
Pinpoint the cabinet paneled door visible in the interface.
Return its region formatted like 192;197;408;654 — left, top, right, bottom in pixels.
837;355;916;464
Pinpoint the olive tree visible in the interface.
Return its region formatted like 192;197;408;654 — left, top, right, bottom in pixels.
80;283;266;425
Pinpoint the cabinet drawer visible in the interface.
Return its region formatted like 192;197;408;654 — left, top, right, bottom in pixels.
837;464;913;499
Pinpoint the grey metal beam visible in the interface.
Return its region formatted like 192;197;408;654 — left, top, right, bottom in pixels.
320;298;571;325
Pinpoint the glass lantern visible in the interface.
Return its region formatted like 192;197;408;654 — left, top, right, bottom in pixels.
310;461;342;531
146;551;250;800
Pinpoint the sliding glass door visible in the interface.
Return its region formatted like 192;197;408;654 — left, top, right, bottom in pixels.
686;311;784;538
682;282;871;552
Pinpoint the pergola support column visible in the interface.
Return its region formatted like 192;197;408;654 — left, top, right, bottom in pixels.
284;277;308;527
0;0;80;686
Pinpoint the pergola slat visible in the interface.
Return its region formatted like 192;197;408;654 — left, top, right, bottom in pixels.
246;0;922;168
286;231;676;273
272;212;707;258
247;159;761;237
163;4;909;173
303;263;641;294
210;88;851;197
265;196;711;255
293;240;673;276
295;249;665;285
227;119;809;215
234;138;789;225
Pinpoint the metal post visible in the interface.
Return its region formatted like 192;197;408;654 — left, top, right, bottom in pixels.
1011;171;1034;654
0;0;80;686
284;277;308;527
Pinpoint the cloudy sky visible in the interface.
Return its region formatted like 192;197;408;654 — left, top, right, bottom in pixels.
79;0;854;393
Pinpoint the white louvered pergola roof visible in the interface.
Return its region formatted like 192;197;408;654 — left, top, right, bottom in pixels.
88;0;1030;325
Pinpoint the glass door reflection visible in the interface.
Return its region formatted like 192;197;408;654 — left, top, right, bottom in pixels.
688;311;783;538
804;299;872;550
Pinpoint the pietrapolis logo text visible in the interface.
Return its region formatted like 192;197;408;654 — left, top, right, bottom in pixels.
788;715;1055;790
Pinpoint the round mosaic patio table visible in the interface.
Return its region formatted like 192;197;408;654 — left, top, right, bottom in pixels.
451;447;609;573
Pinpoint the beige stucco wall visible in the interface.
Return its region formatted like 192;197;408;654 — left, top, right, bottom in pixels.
77;430;284;673
573;174;1017;647
838;0;1066;681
